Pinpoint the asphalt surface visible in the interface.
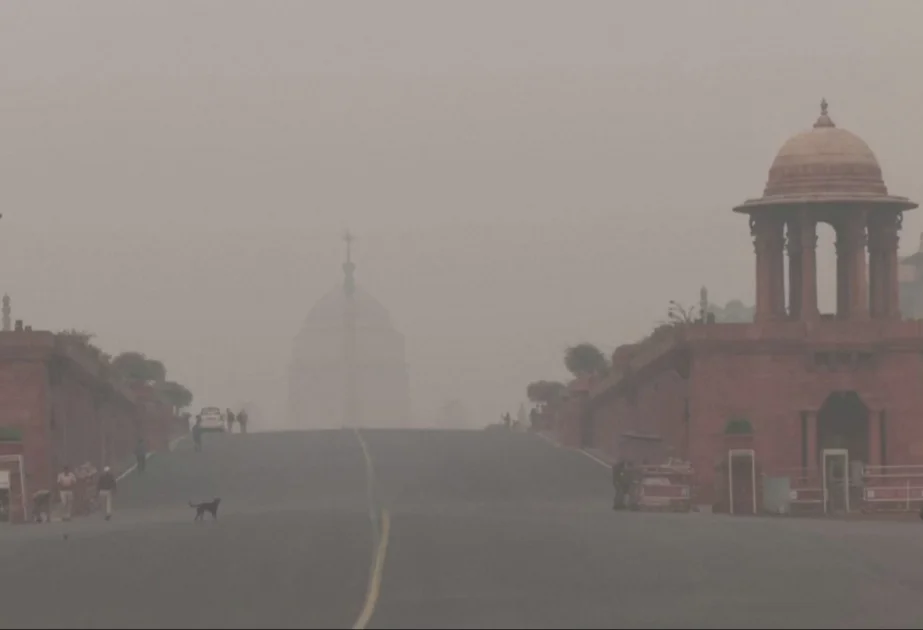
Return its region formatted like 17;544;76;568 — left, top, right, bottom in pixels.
2;428;923;628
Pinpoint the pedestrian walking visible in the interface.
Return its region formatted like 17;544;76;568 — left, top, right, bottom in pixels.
135;438;147;473
192;416;203;452
57;465;77;521
237;409;248;434
96;466;117;520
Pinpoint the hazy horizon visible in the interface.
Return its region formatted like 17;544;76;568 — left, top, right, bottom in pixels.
4;1;923;428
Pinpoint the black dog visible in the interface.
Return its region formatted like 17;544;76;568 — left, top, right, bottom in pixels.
190;498;221;521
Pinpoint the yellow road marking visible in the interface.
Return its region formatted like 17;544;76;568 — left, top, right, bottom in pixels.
352;429;390;630
353;509;390;630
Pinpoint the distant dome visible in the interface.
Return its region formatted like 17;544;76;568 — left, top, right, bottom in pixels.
288;256;412;430
300;286;394;332
734;100;917;213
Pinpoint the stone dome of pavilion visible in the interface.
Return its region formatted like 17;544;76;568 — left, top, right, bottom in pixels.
734;100;917;213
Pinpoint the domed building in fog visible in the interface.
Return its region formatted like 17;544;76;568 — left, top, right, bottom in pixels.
288;235;412;429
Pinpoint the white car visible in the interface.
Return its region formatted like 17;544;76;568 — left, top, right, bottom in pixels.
197;407;225;433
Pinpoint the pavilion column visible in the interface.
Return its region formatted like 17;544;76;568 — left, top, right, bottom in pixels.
867;218;885;318
799;214;819;321
835;223;850;318
752;215;772;322
787;218;803;319
848;210;870;320
883;212;902;319
752;214;786;322
770;219;786;318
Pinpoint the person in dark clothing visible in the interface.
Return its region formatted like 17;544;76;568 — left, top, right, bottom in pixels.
237;410;248;434
96;466;117;520
135;438;147;473
612;462;627;510
192;416;203;452
32;489;52;523
226;409;235;433
502;412;512;430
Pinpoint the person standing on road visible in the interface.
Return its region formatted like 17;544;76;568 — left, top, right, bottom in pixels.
226;409;235;433
192;416;203;452
612;461;627;510
135;438;147;473
237;409;248;434
96;466;117;521
57;465;77;521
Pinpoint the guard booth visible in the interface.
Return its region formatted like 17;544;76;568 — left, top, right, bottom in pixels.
0;434;27;524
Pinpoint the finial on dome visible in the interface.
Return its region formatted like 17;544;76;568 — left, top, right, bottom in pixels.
813;98;835;129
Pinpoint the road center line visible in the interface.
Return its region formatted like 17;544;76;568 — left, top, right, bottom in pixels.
352;429;390;630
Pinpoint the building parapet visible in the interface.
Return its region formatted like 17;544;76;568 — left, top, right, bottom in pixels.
591;319;923;402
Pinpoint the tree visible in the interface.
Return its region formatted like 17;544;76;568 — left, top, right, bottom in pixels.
57;329;111;364
564;343;609;378
665;300;701;325
111;351;167;384
526;380;566;405
157;380;194;412
58;329;95;345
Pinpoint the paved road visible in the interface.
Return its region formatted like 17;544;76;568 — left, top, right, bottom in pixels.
2;428;923;628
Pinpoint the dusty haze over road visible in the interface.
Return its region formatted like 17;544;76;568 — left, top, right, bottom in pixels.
3;1;923;426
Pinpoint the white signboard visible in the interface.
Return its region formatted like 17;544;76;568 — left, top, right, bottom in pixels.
0;470;10;489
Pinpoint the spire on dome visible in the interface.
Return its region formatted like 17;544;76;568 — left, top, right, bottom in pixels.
342;229;357;296
813;98;835;129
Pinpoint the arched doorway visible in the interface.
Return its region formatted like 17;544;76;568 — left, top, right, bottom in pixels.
816;391;869;512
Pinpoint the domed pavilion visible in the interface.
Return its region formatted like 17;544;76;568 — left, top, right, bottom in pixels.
557;101;923;517
288;234;412;429
734;99;917;322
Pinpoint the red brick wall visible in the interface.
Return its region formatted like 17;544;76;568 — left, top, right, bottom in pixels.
0;333;151;505
583;325;923;510
0;356;53;495
590;368;689;464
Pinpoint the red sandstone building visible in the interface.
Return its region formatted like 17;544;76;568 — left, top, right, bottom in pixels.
0;331;186;523
561;101;923;515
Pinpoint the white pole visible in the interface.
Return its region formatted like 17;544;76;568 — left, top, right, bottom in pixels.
750;450;757;515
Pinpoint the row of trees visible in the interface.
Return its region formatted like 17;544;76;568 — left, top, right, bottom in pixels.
57;330;194;413
526;342;609;406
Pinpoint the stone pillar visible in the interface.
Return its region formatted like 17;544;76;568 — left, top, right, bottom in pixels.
836;213;870;320
771;223;786;318
848;210;870;320
752;215;772;323
867;219;885;318
787;218;803;319
752;214;787;321
835;224;850;318
800;215;819;321
883;212;902;319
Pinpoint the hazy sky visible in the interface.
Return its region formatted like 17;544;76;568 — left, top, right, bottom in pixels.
3;1;923;426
